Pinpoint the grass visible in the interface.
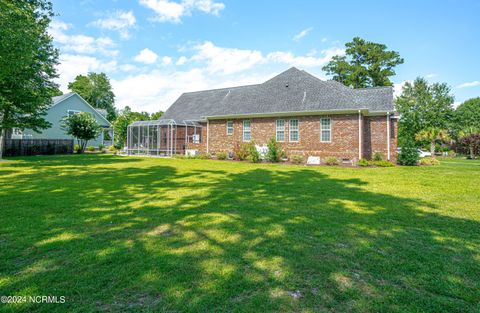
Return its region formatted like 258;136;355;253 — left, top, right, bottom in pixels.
0;155;479;312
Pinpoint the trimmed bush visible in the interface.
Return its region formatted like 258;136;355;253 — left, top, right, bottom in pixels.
98;144;105;151
266;138;282;162
419;157;440;166
372;152;383;161
290;155;304;165
198;153;211;160
398;141;419;166
247;142;260;163
357;158;369;167
74;144;81;154
325;157;339;166
87;145;95;152
216;151;228;160
233;142;250;161
372;160;395;167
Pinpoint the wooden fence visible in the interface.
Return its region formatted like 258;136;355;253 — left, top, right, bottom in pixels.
3;139;74;157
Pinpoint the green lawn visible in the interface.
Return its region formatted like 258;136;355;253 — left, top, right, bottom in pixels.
0;155;479;312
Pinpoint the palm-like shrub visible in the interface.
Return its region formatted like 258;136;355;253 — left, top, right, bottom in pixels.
415;127;450;157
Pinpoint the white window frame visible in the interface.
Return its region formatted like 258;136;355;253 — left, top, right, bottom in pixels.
289;119;299;142
320;117;332;143
226;121;234;135
276;119;285;142
243;120;251;142
67;109;81;117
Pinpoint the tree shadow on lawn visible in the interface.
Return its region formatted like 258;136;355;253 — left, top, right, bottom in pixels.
0;158;479;312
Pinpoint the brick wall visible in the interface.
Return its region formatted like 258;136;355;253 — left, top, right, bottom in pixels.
187;113;397;162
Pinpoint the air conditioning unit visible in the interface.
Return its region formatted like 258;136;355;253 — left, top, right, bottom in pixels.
185;149;199;157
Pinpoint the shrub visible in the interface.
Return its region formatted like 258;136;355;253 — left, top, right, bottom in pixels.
98;144;105;151
108;145;117;152
198;153;211;160
325;157;339;166
87;145;95;152
233;142;250;161
216;151;228;160
357;158;369;167
290;155;304;165
447;150;456;157
398;141;419;166
247;142;260;163
419;157;440;166
266;138;282;162
74;144;81;154
372;152;383;161
372;160;395;167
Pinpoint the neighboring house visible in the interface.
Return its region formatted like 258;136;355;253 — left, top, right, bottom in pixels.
10;92;112;147
129;67;397;162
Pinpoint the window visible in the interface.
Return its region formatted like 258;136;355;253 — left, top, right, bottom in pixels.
226;121;234;135
289;119;299;142
67;110;81;117
320;117;331;142
243;120;251;141
276;119;285;142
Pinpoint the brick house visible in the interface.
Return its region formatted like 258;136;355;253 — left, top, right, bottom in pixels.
128;67;397;162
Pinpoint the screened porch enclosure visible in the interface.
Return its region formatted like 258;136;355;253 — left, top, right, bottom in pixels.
127;119;202;156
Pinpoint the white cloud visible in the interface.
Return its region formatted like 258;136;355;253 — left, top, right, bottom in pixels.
91;10;136;39
139;0;225;23
49;20;118;57
176;56;188;65
457;81;480;88
162;56;173;65
192;41;264;74
134;48;159;64
267;47;345;67
425;73;437;78
293;27;313;41
321;37;328;43
55;54;118;91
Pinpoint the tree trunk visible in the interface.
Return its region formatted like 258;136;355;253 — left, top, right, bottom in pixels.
0;128;4;159
430;140;436;158
470;145;475;159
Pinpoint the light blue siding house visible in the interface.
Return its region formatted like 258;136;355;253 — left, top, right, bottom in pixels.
14;92;112;147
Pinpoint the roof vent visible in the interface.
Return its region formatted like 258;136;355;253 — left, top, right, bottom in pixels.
285;83;289;88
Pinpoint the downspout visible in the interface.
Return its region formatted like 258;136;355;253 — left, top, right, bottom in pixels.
387;112;391;160
358;110;362;160
206;119;210;154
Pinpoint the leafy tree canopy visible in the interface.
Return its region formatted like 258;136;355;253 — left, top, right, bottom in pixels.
62;112;101;153
0;0;59;157
454;97;480;135
68;72;116;121
113;106;163;148
395;77;454;145
322;37;404;88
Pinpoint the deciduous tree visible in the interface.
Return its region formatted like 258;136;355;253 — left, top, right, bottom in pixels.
62;112;101;153
0;0;59;158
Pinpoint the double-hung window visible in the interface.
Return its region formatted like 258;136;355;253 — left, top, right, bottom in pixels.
289;119;299;142
243;120;251;141
320;117;331;142
276;119;285;142
226;121;234;135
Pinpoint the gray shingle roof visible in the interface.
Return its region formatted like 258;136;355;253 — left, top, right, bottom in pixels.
162;67;393;121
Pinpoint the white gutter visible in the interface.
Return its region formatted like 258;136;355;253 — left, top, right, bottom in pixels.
206;119;209;154
387;112;391;160
358;110;362;160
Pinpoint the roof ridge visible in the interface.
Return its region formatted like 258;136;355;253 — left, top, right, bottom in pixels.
182;83;261;95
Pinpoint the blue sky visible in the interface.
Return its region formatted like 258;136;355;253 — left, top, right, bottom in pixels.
50;0;480;112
